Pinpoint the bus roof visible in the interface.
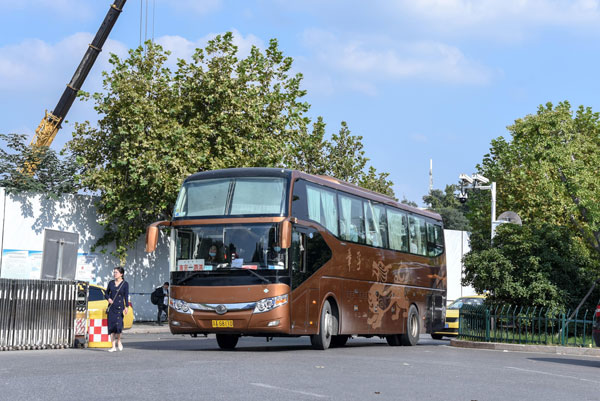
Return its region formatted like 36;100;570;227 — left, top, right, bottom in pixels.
183;167;442;221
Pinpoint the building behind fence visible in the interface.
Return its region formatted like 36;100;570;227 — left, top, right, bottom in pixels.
459;304;596;348
0;189;170;321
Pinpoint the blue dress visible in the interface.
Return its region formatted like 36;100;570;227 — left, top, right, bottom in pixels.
105;280;129;334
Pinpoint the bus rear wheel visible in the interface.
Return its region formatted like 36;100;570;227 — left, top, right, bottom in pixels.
330;335;349;348
311;300;336;350
386;334;402;346
400;305;420;346
216;334;239;350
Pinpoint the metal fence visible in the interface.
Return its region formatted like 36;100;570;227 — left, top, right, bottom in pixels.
459;304;596;347
0;279;78;351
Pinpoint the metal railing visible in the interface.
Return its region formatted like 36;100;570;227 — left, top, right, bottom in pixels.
459;304;596;347
0;279;78;351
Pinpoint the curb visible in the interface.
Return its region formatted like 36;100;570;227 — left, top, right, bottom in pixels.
126;323;171;335
450;339;600;357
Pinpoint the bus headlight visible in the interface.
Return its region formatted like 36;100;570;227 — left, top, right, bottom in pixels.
169;298;192;314
254;294;288;314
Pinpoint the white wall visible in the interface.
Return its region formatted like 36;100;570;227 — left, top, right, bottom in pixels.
444;229;476;303
0;190;170;321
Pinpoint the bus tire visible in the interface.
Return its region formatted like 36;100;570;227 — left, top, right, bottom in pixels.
330;335;349;348
386;334;402;346
216;334;239;350
311;300;335;350
400;305;420;346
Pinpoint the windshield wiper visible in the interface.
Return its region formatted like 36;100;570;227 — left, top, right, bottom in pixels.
244;268;270;284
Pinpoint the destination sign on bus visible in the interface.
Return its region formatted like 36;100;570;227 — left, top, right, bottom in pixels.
177;259;208;271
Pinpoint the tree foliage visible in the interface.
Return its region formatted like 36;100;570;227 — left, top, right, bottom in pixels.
423;184;469;230
0;133;79;198
463;101;600;309
69;35;393;259
469;101;600;253
463;223;598;310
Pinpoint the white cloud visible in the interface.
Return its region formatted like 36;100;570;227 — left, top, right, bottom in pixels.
410;133;429;143
156;29;264;68
299;29;493;95
396;0;600;38
0;33;127;92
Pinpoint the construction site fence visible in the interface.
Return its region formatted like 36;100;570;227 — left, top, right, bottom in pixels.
0;278;78;351
459;304;596;347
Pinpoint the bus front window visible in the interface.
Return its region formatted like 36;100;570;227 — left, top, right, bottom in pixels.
174;224;286;272
174;177;287;218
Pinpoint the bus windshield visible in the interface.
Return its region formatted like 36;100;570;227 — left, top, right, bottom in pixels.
175;224;286;272
173;177;287;218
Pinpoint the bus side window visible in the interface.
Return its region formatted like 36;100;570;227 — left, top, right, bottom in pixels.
290;230;306;273
177;230;193;259
291;228;331;290
427;223;444;257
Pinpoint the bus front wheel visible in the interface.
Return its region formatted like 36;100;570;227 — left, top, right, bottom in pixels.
216;334;239;350
311;300;336;350
400;305;420;346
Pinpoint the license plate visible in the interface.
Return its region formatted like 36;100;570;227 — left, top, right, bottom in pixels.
212;320;233;328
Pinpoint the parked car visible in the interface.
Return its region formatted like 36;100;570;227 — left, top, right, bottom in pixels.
593;303;600;347
87;283;134;329
432;295;485;339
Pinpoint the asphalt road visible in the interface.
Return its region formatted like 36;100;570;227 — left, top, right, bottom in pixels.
1;334;599;401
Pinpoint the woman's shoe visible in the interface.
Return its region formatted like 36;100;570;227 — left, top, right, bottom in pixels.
108;347;117;352
118;343;123;351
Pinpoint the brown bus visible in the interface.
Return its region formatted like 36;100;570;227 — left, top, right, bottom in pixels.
146;168;446;350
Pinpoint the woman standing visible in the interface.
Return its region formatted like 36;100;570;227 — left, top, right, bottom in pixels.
106;266;129;352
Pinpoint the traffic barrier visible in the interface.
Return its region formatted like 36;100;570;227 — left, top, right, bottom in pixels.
87;308;112;348
0;278;78;351
459;304;596;347
73;282;89;348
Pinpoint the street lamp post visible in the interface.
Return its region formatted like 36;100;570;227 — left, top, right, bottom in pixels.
458;173;497;240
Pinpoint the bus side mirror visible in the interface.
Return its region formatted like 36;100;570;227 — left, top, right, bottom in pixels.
145;221;171;252
281;220;292;249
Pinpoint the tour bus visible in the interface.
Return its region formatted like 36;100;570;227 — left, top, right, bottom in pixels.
145;168;446;350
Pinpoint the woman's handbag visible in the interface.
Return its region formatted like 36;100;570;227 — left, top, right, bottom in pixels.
106;281;124;314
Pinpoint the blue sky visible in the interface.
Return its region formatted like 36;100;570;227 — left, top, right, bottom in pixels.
2;0;600;205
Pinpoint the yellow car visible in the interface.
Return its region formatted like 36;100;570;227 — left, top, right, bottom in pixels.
87;283;134;329
432;295;485;339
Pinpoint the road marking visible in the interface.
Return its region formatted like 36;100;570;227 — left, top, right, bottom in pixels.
506;366;600;384
250;383;328;398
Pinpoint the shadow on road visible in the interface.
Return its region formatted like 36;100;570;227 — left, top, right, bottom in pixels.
113;335;444;352
529;357;600;368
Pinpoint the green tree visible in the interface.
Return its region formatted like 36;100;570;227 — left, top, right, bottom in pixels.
69;34;393;259
284;116;328;176
0;133;79;198
462;101;600;309
400;197;418;208
326;122;394;198
469;101;600;253
463;223;598;309
423;184;469;230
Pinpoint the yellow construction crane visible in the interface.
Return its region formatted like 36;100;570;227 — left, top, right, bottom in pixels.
30;0;127;150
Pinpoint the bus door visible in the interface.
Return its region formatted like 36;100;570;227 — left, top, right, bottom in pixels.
289;226;332;335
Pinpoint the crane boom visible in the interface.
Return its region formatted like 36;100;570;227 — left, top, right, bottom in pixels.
31;0;127;148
